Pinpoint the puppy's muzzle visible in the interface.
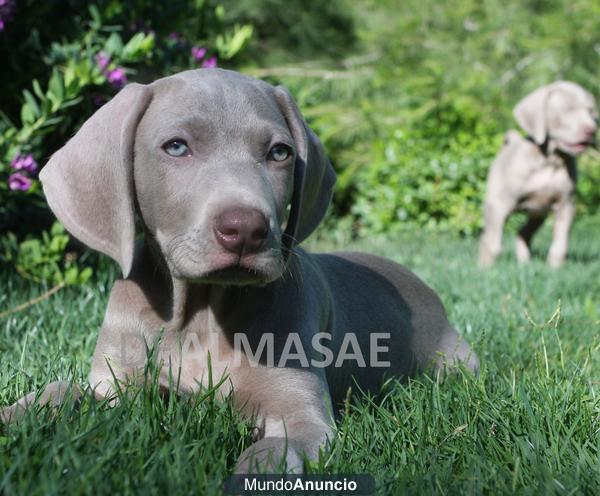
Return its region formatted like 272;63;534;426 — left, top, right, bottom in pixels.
583;127;597;148
214;207;269;255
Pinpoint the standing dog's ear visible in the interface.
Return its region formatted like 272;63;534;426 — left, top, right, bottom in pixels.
513;85;551;145
40;83;152;278
273;86;336;247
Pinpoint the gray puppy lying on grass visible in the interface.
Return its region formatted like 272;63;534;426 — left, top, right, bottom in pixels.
479;81;598;267
1;69;477;473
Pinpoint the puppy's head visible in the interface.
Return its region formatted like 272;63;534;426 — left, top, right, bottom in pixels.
513;81;598;155
40;69;336;285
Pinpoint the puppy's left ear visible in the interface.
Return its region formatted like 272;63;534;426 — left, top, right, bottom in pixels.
274;86;336;246
513;85;551;144
40;83;153;277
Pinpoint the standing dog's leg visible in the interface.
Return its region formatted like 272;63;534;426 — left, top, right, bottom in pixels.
548;200;575;268
515;215;546;263
0;381;82;424
479;201;511;267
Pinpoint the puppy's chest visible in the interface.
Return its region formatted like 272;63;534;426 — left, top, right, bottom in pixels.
156;313;237;394
517;158;574;212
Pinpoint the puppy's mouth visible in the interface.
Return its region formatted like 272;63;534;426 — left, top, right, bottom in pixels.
165;235;284;286
202;264;272;285
187;251;283;286
559;137;596;154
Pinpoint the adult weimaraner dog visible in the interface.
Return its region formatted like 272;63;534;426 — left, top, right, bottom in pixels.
479;81;598;267
1;69;477;473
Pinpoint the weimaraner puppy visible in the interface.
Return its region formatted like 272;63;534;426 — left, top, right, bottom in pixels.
1;69;477;473
479;81;598;267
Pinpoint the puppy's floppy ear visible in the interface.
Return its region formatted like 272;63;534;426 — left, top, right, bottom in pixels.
273;86;336;247
40;83;152;277
513;85;551;144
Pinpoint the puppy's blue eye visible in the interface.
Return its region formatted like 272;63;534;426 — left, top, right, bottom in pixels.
163;140;191;157
268;144;291;162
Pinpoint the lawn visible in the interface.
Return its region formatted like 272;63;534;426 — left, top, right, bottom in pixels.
1;214;599;495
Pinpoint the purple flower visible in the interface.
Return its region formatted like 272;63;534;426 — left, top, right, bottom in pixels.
0;0;16;32
106;67;127;89
202;56;218;69
95;52;111;72
11;153;38;173
191;46;207;62
8;173;32;192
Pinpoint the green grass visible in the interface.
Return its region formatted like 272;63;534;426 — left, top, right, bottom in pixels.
1;215;599;495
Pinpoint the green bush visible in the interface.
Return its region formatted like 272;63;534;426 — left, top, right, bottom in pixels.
351;120;504;236
1;222;92;285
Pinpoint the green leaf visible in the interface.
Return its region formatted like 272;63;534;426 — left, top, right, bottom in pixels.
20;239;42;263
88;4;102;29
228;25;253;59
22;90;40;117
48;69;65;102
20;104;36;126
63;63;77;91
50;222;65;237
49;234;66;254
78;267;93;284
53;271;64;284
216;25;253;60
64;266;79;285
61;97;83;110
122;32;155;61
104;33;124;56
40;116;65;128
32;80;45;100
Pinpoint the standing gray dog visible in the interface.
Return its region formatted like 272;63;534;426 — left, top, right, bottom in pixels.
1;69;477;473
479;81;598;267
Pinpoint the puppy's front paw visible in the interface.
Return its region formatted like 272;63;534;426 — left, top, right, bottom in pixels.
1;405;16;425
235;437;303;474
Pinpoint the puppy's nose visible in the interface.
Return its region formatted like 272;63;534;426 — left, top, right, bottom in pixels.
583;126;597;140
214;208;269;255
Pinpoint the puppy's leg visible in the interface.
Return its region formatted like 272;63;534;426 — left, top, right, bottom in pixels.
479;201;511;267
1;381;82;424
515;214;546;263
548;200;575;268
235;418;332;474
234;368;333;474
428;325;479;375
